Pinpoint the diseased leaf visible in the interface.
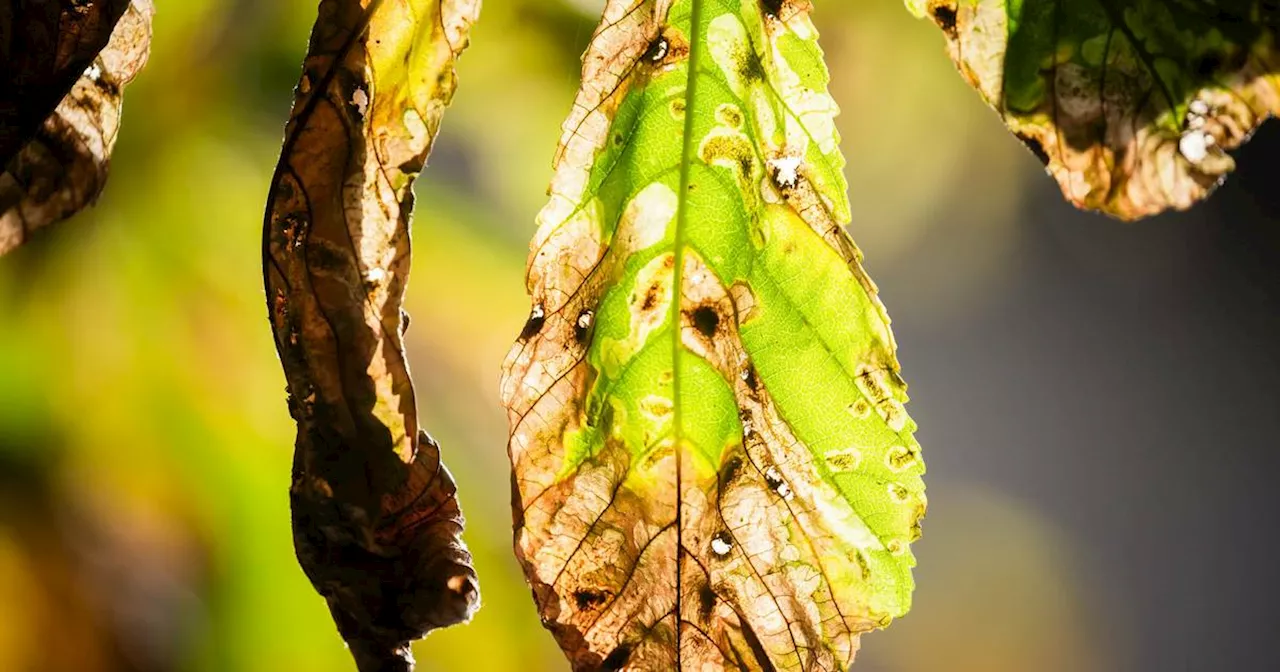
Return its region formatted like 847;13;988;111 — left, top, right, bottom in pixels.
0;0;153;255
500;1;926;669
908;0;1280;220
0;0;133;166
262;0;481;669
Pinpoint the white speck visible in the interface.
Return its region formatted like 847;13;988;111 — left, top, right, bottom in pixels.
764;466;793;500
741;417;753;435
1203;134;1216;147
351;87;369;116
1189;99;1210;116
768;155;802;189
84;63;102;81
1188;115;1205;130
577;310;594;330
365;267;386;284
531;303;545;319
298;75;311;94
710;535;733;557
647;37;669;63
1179;130;1209;163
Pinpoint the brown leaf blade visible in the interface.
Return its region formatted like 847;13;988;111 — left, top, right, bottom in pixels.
0;0;133;165
909;0;1280;219
262;1;481;668
0;0;152;255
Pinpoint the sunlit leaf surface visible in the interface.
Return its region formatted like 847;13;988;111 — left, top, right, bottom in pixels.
909;0;1280;219
262;1;481;669
0;0;151;254
500;1;926;669
0;0;131;164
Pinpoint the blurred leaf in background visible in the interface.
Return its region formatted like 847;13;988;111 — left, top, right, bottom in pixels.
0;1;1125;671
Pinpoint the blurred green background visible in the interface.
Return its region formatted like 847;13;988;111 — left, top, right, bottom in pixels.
5;1;1280;671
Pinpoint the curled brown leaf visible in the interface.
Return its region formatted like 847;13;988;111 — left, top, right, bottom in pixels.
262;0;482;669
0;0;152;255
0;0;133;164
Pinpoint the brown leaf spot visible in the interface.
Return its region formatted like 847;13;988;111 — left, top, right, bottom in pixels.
1016;132;1051;166
698;583;717;620
719;454;743;487
601;643;634;670
519;303;546;341
930;3;958;40
691;304;720;337
574;308;595;343
643;36;669;64
573;589;607;610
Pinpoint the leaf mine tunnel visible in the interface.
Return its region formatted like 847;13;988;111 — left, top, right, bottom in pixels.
501;1;926;670
262;0;481;669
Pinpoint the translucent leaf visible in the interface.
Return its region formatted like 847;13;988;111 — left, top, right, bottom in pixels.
500;1;926;669
908;0;1280;219
0;0;152;254
262;1;481;669
0;0;132;164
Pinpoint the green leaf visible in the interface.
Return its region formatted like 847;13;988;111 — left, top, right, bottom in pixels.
0;0;152;255
908;0;1280;219
262;0;481;669
500;1;925;669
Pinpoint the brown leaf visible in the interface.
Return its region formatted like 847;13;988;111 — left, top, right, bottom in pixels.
0;0;152;255
262;0;481;669
0;0;133;165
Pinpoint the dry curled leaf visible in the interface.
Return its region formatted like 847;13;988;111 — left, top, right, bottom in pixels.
909;0;1280;219
262;0;481;669
0;0;151;255
0;0;132;164
501;1;925;669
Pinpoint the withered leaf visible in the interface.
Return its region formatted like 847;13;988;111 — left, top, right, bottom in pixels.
262;0;481;669
909;0;1280;220
0;0;132;165
501;1;926;670
0;0;152;255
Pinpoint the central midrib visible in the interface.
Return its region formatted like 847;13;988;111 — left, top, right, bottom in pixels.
670;0;706;666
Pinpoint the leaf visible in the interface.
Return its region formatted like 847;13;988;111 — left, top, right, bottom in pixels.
0;0;133;165
0;0;151;255
907;0;1280;220
500;1;926;669
262;0;481;668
